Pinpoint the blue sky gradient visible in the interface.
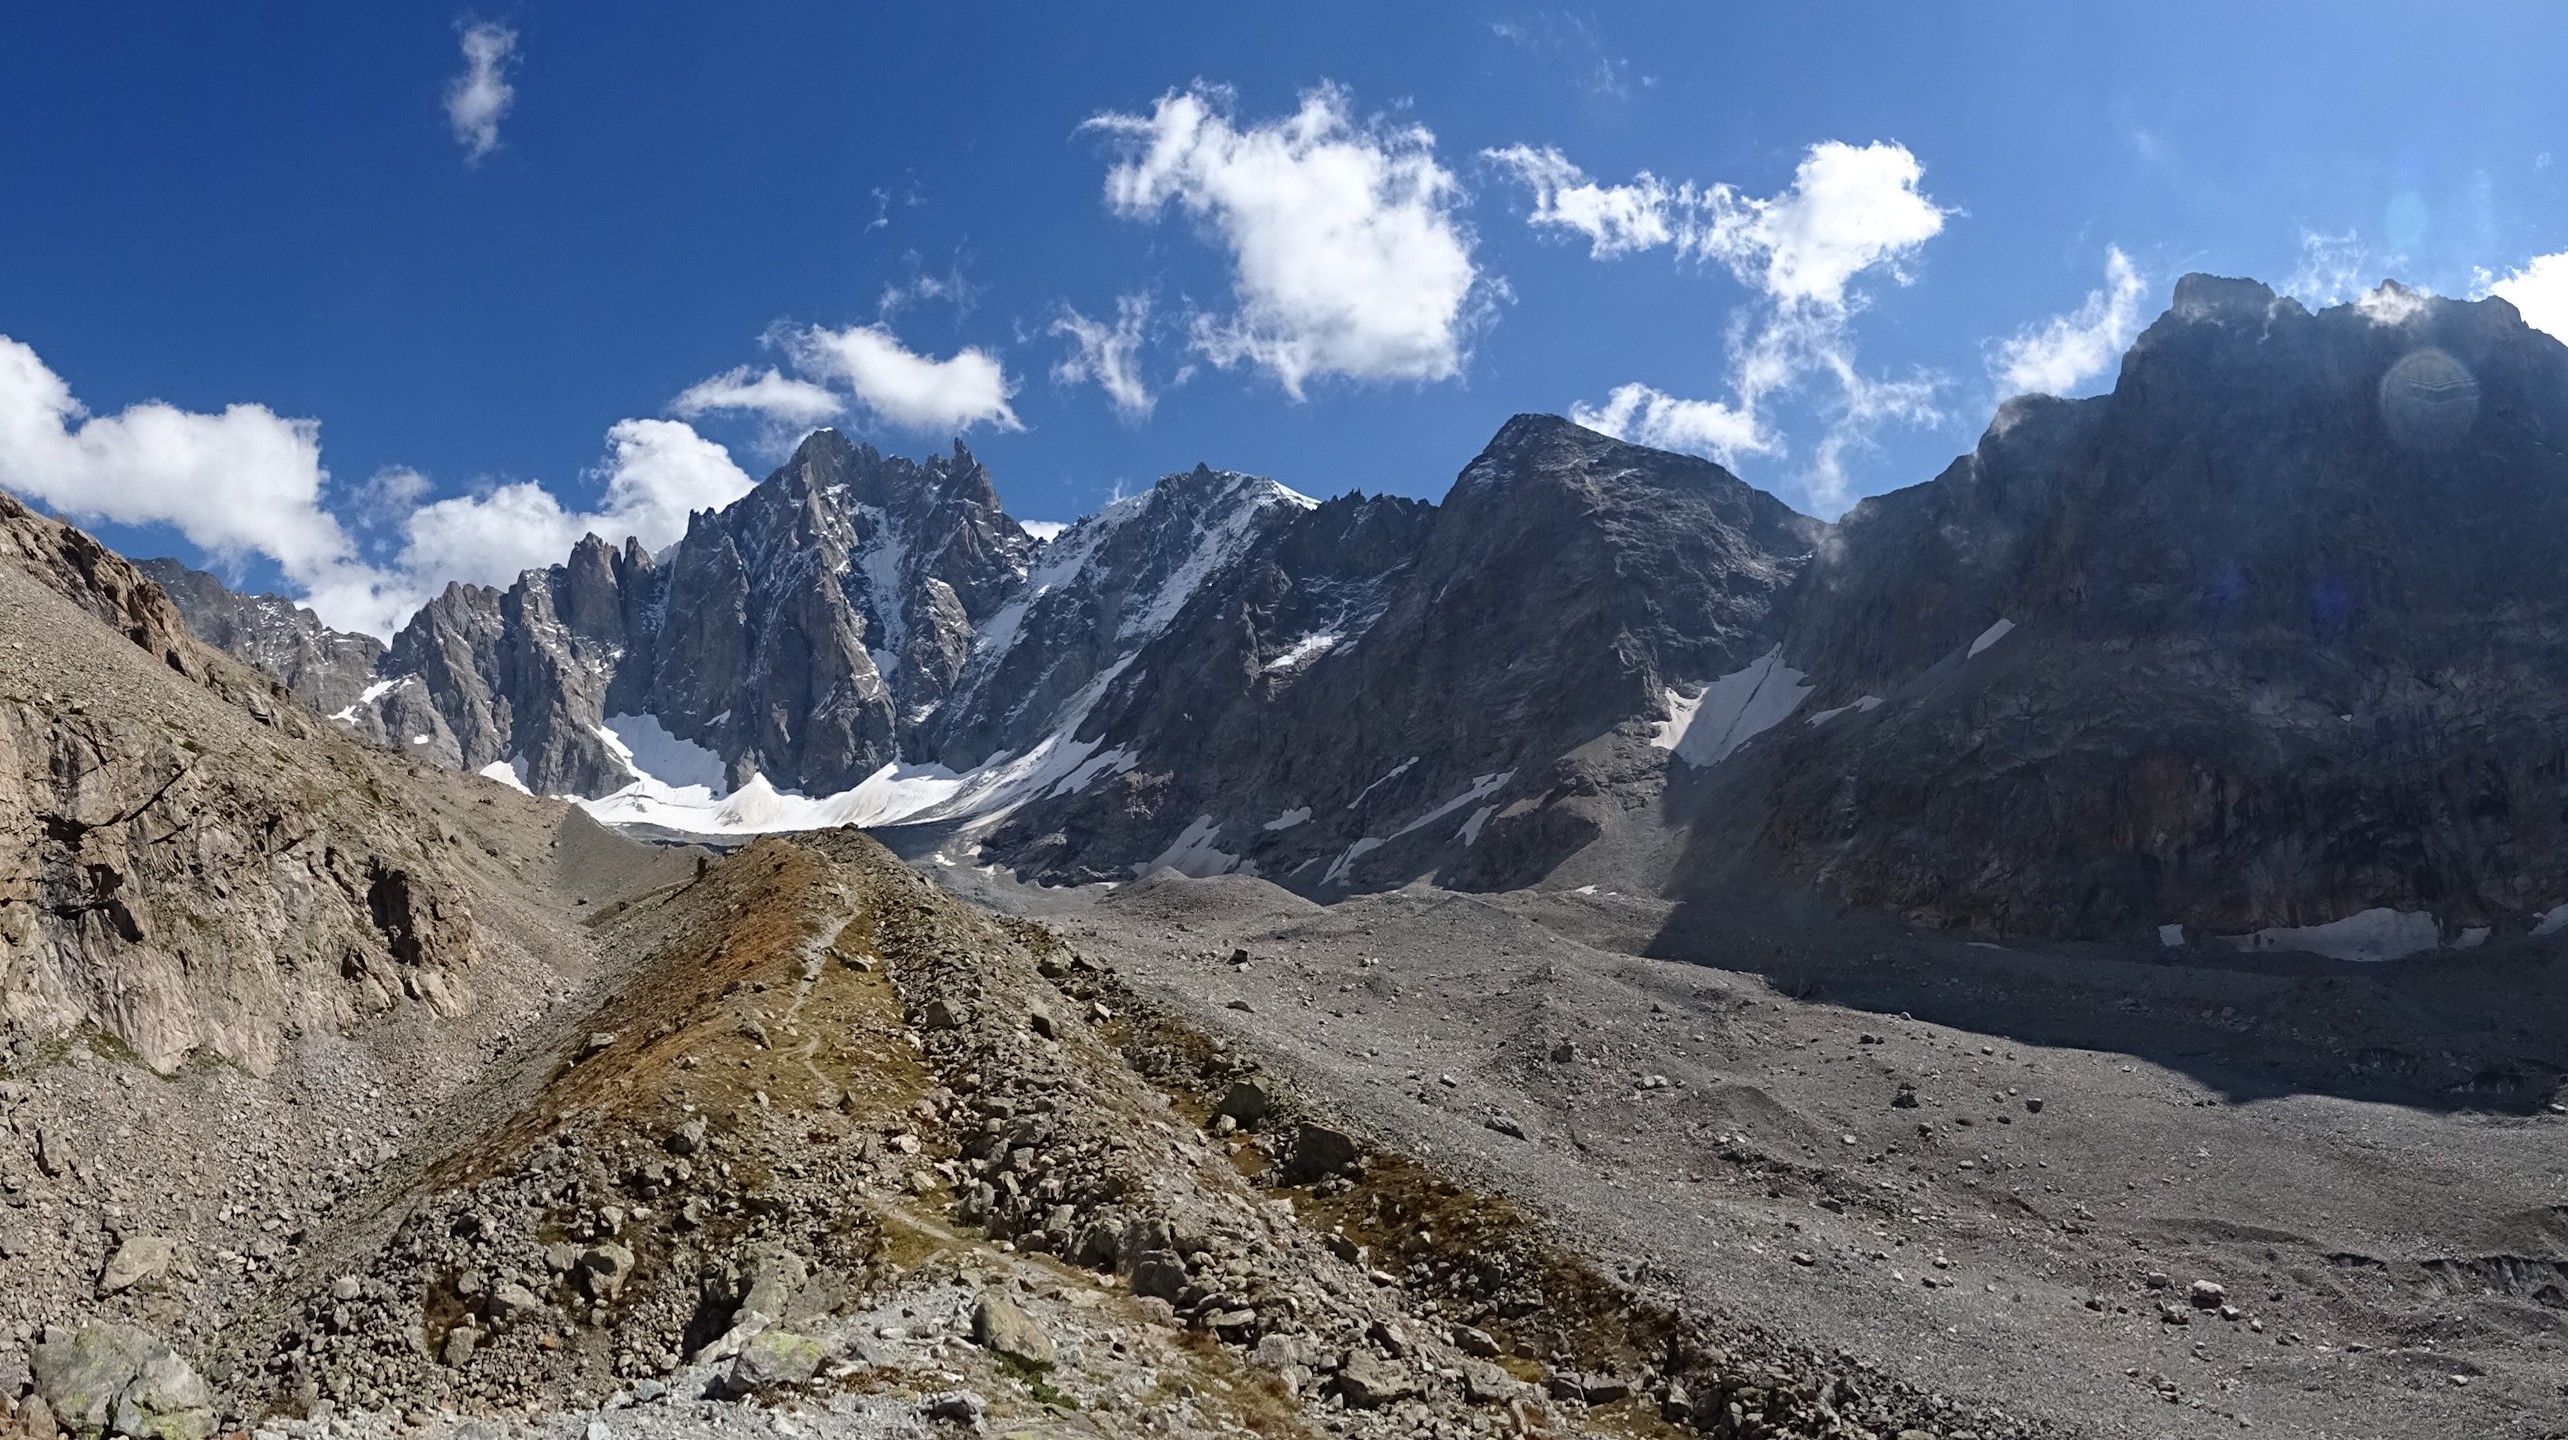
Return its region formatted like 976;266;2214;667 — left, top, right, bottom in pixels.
7;2;2568;626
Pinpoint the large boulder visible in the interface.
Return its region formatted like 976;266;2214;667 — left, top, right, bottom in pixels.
29;1326;213;1440
96;1238;177;1297
970;1289;1054;1368
723;1330;826;1396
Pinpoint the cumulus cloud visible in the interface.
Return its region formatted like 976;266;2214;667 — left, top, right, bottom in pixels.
1052;295;1157;420
1511;141;1948;512
2477;250;2568;339
1989;247;2145;398
0;331;368;591
1087;83;1487;398
1691;142;1946;305
0;334;766;636
669;365;845;426
384;418;754;599
445;20;518;163
785;324;1019;435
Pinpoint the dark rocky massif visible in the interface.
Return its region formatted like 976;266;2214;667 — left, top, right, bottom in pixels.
1710;276;2568;948
149;276;2568;958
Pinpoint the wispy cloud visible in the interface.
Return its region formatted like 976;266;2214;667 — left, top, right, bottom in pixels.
1052;294;1158;421
785;324;1020;435
1570;383;1766;462
1489;13;1643;100
1086;83;1492;398
1498;140;1950;511
669;366;845;427
1989;248;2146;399
2281;229;2382;309
444;20;518;164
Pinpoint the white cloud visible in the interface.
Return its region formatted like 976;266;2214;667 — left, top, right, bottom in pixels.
669;365;845;426
0;331;366;592
786;324;1019;435
1052;295;1156;420
1513;140;1949;512
2282;229;2375;309
445;21;518;164
2353;281;2429;326
1989;247;2146;398
1686;141;1948;307
0;336;765;637
1087;83;1487;397
387;419;753;600
2478;250;2568;339
1483;145;1674;257
1570;383;1768;464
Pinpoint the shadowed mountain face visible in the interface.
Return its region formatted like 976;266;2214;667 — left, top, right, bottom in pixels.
137;275;2568;957
1709;275;2568;947
981;416;1825;888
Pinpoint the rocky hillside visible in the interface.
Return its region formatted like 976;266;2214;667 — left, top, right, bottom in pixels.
0;490;553;1076
4;499;2059;1440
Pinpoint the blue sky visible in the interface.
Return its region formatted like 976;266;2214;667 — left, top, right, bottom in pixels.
8;2;2568;632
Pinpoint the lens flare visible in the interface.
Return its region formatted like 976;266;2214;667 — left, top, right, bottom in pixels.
2378;348;2478;451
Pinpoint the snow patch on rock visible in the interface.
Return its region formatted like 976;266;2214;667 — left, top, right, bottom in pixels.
1653;648;1811;768
1458;805;1497;847
1321;837;1386;887
1388;772;1514;840
2218;907;2441;962
1263;631;1342;672
1140;815;1248;878
579;660;1142;838
1347;757;1419;810
599;713;730;793
1967;618;2016;659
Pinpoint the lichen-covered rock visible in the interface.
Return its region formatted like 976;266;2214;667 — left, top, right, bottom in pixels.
109;1352;214;1440
29;1324;210;1440
31;1324;154;1437
723;1330;825;1396
969;1289;1053;1369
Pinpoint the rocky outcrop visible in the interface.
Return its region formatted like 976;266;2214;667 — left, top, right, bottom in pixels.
328;432;1034;797
0;491;481;1075
135;560;386;728
1723;276;2568;944
29;1323;214;1440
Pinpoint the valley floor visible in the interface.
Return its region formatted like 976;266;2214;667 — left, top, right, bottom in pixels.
943;865;2568;1440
